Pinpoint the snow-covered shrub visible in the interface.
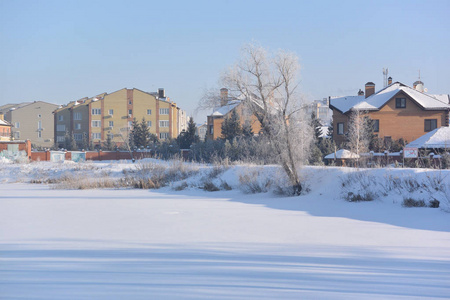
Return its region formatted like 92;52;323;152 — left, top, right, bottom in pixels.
340;171;378;201
220;180;232;190
173;181;188;191
238;168;272;194
345;191;375;202
203;181;220;192
402;198;426;207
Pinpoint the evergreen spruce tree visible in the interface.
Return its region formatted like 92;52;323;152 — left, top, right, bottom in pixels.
242;120;254;138
178;117;199;149
81;132;89;151
129;118;139;149
221;109;242;141
137;118;150;148
104;134;114;150
70;134;78;151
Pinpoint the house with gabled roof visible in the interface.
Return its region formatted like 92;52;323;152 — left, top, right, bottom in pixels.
206;88;262;140
329;78;450;146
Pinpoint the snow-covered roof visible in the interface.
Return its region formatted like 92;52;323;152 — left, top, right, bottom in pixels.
0;119;11;126
211;100;241;116
405;127;450;149
330;82;450;114
324;149;359;159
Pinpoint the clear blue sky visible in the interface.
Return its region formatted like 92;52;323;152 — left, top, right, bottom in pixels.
1;0;449;122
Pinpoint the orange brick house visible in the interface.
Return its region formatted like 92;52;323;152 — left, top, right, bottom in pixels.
329;79;450;146
0;113;12;141
206;88;262;140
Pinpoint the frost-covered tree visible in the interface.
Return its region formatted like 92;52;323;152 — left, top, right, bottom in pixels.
222;43;313;195
346;110;373;162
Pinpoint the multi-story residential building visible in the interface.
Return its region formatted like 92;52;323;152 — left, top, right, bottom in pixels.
206;88;262;140
53;88;182;148
177;109;188;135
4;101;59;147
329;78;450;146
304;98;332;125
196;123;208;141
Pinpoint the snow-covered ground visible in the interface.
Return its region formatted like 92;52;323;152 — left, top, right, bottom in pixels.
1;160;449;299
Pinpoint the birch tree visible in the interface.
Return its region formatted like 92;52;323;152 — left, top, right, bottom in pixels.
346;110;373;163
223;44;312;195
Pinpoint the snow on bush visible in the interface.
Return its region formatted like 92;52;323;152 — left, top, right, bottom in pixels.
1;158;449;211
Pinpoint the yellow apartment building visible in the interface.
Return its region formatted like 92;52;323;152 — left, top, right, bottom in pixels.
54;88;184;148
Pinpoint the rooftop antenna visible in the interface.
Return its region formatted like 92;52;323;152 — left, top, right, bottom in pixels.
383;68;389;87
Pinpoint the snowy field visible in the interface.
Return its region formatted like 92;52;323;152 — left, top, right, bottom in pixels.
1;160;450;299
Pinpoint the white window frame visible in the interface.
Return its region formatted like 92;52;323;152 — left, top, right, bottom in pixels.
109;109;114;116
159;120;169;128
159;108;169;115
92;120;101;127
57;124;66;132
147;121;152;127
91;108;101;115
75;123;81;130
74;112;82;120
15;122;20;128
147;109;152;115
91;132;101;140
58;115;63;121
109;121;114;128
159;132;169;139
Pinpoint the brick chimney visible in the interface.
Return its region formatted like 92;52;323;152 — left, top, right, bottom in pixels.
365;82;375;98
220;88;228;106
158;88;165;99
388;77;392;85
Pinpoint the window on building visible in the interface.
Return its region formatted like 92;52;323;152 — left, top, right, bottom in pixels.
15;122;20;128
57;124;66;131
128;109;132;116
159;120;169;127
74;133;83;141
147;121;152;127
424;119;437;132
38;114;41;118
58;115;64;121
159;132;169;139
74;113;82;120
373;120;379;132
109;109;114;116
92;132;101;140
91;108;101;115
38;131;42;138
57;136;65;142
395;98;406;108
92;120;101;127
75;123;81;130
14;132;20;139
159;108;169;115
337;122;344;135
128;121;133;129
128;100;132;105
109;121;114;128
147;109;152;115
38;120;42;129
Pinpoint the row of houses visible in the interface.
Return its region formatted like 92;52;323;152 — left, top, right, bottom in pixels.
205;78;450;149
0;88;187;148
